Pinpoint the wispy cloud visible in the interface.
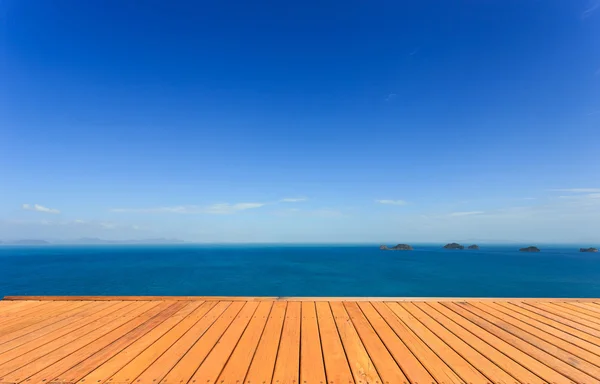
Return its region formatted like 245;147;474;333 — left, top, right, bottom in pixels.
583;0;600;18
111;202;266;215
551;188;600;193
559;193;600;200
204;203;266;214
22;204;60;214
5;218;140;230
449;211;484;217
409;48;419;56
385;93;397;102
279;197;308;203
376;199;407;206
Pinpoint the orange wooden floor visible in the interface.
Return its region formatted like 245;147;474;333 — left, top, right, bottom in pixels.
1;297;600;384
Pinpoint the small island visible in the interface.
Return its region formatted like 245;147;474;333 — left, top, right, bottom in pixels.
467;244;479;250
520;246;540;252
380;244;413;251
443;243;464;250
580;247;598;253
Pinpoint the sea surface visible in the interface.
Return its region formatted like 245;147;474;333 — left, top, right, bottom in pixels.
1;245;600;298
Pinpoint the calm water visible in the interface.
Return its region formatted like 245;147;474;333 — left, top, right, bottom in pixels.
1;245;600;298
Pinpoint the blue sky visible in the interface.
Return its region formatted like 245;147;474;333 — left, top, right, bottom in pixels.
1;0;600;243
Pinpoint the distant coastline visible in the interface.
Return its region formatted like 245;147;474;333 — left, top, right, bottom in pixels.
0;239;598;251
0;238;186;245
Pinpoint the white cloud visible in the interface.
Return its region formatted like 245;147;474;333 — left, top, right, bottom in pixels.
552;188;600;193
111;202;266;215
279;197;308;203
385;93;397;102
22;204;60;214
559;193;600;201
376;199;407;206
204;203;266;214
449;211;484;217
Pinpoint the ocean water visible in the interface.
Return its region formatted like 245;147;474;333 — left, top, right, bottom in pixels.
1;245;599;298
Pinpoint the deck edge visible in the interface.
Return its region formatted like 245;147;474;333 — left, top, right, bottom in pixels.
2;296;600;302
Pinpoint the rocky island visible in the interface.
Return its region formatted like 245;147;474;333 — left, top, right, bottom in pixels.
580;247;598;253
380;244;413;251
520;246;540;252
467;244;479;250
443;243;465;250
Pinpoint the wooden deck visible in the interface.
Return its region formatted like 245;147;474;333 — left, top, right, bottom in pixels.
1;298;600;384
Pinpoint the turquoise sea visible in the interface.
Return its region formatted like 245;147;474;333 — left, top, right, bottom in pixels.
1;245;599;298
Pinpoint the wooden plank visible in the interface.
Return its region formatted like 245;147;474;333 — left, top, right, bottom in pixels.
315;301;354;384
77;301;207;384
215;301;272;384
108;301;231;384
244;301;287;384
0;301;57;319
434;302;574;384
486;302;600;359
3;297;600;384
330;301;381;384
401;302;517;384
78;301;208;383
387;302;489;384
343;302;408;384
449;302;597;383
357;302;434;384
0;302;119;361
0;302;106;348
527;302;600;332
0;301;160;383
150;301;244;384
547;302;600;323
499;302;600;348
17;302;179;384
1;296;277;302
299;301;327;384
271;302;301;384
468;302;600;380
552;302;600;320
189;301;261;383
0;302;140;378
49;302;193;384
371;302;463;384
0;301;40;313
510;301;600;339
0;302;81;336
416;302;544;384
569;302;600;315
0;301;49;317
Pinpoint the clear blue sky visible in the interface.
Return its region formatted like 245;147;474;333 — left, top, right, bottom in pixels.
1;0;600;243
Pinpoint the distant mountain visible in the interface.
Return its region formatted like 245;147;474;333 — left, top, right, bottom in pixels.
8;239;51;245
0;238;185;245
67;237;186;245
